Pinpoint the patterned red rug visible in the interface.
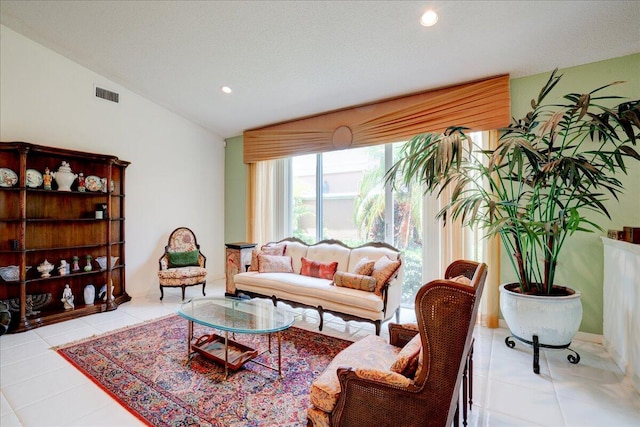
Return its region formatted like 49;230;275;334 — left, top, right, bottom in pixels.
56;314;351;426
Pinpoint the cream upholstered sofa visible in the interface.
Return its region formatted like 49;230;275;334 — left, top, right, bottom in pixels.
232;238;403;335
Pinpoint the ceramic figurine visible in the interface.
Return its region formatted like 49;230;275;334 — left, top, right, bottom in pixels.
58;260;68;276
61;284;74;310
37;259;54;278
77;172;85;192
84;255;92;272
99;283;115;301
43;167;52;190
72;256;80;272
51;161;78;192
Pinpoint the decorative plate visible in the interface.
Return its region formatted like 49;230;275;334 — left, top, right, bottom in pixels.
0;168;18;187
26;169;43;188
85;175;102;192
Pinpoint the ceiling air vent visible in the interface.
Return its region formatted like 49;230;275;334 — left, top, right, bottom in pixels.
95;86;119;103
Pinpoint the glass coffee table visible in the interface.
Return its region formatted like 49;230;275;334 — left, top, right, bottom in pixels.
177;297;295;379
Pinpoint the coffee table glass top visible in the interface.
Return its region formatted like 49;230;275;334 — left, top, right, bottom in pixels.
177;297;295;334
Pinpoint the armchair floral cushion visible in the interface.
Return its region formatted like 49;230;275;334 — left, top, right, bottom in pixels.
309;334;402;413
158;227;207;300
389;333;422;378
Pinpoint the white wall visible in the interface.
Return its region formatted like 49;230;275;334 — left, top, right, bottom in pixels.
0;25;226;298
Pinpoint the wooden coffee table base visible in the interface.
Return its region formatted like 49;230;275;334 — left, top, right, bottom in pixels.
186;321;284;379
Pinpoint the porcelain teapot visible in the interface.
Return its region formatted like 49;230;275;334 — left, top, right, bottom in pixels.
51;161;78;192
37;259;54;278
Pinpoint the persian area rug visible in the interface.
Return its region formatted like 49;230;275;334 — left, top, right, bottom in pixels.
56;315;351;427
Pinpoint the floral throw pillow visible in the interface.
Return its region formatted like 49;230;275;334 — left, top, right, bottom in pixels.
300;257;338;280
249;243;286;271
371;255;402;296
333;271;377;292
390;334;421;378
257;254;294;273
353;257;375;276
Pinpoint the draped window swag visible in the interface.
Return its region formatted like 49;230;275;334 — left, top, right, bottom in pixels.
243;74;510;163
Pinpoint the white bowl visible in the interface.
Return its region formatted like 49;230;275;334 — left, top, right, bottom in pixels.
95;256;119;270
0;266;32;282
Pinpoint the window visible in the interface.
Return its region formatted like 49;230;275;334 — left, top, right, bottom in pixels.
288;131;486;306
291;143;423;306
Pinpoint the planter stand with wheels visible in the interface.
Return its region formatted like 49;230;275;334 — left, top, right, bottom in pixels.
505;334;580;374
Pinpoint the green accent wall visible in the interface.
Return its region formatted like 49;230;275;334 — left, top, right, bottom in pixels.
225;53;640;334
224;135;247;243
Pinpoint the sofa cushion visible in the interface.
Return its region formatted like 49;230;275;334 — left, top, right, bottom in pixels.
390;333;421;378
306;243;351;273
301;257;338;279
371;256;402;296
309;335;401;413
234;272;384;313
282;241;309;274
257;254;294;273
333;271;377;292
352;257;375;276
158;266;207;285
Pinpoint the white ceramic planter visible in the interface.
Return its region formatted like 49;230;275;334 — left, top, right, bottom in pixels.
499;283;582;346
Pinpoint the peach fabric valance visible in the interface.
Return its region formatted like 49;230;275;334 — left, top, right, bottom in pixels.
243;74;510;163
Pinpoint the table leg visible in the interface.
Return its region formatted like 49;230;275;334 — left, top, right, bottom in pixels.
277;331;282;377
224;330;229;379
187;320;193;360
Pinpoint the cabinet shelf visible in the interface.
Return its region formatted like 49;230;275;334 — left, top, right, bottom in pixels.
0;141;130;333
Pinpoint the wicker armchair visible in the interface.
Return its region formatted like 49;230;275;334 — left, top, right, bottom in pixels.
307;260;487;427
157;227;207;300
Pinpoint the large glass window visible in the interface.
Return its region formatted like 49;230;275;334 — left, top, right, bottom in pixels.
291;154;316;244
291;143;423;306
286;131;486;307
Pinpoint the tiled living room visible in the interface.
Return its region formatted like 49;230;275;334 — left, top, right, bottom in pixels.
2;280;639;426
1;1;640;426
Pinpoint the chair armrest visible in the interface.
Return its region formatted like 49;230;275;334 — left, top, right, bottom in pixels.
158;254;169;270
388;323;419;347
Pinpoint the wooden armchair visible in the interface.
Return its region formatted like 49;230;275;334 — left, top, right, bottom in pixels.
307;260;487;427
157;227;207;300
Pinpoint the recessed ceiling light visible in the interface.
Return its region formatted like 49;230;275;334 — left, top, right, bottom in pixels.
221;86;232;94
420;10;438;27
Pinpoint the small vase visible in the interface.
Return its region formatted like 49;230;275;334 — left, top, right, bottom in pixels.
84;285;95;306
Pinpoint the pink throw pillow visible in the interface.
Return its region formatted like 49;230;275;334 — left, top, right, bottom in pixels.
300;257;338;280
257;254;294;273
249;243;286;271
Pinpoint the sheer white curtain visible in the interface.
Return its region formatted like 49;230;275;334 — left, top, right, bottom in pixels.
421;130;500;327
246;159;290;246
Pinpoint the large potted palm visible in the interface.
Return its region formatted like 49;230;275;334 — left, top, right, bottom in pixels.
386;69;639;372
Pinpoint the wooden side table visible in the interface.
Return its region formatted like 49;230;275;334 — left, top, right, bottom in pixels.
225;242;256;295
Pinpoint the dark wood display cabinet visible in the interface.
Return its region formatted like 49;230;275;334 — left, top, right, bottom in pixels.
0;142;130;333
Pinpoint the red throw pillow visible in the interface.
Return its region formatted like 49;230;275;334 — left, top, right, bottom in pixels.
300;257;338;280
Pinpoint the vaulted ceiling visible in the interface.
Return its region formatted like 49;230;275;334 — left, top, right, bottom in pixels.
1;1;638;138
